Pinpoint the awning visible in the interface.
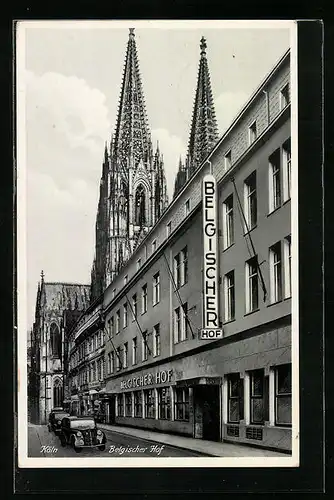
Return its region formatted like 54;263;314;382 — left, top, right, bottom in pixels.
89;389;98;395
175;376;222;387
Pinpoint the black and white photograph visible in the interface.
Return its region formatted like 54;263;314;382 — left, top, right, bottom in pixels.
16;19;298;467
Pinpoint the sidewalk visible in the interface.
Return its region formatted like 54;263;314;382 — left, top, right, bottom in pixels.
99;423;290;457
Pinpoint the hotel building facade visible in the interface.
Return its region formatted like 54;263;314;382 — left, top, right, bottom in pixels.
65;33;292;453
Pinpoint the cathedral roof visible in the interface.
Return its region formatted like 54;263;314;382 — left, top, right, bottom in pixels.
42;283;90;312
185;36;219;177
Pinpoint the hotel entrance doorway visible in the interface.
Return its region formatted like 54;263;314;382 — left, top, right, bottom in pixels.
193;384;221;441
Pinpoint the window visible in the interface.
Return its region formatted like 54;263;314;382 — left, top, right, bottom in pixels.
123;342;128;368
280;83;290;110
224;150;232;170
269;149;281;212
174;253;181;288
142;331;149;361
284;236;292;298
275;364;292;426
158;387;171;419
50;322;61;358
174;307;181;343
244;171;257;230
174;388;189;421
125;393;132;417
90;363;94;381
166;222;171;237
124;275;128;286
110;316;114;338
249;120;257;144
174;247;188;288
136;258;141;271
134;391;142;417
123;303;128;328
250;369;269;424
269;242;282;303
185;199;190;216
132;337;137;365
131;293;137;321
116;310;120;334
153;272;160;305
144;389;155;418
110;351;114;373
152;239;156;253
282;139;291;202
153;324;161;357
116;347;121;370
174;303;188;343
227;373;244;423
246;256;259;313
141;284;147;314
223;195;234;248
181;247;188;286
117;394;124;417
224;270;235;322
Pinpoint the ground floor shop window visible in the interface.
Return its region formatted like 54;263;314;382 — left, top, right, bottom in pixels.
117;394;124;417
134;391;142;417
158;387;171;420
227;373;244;423
125;393;132;417
250;369;269;424
174;388;189;421
275;364;292;426
144;389;155;419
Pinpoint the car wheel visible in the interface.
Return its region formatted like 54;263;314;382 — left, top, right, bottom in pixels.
60;434;66;447
98;444;106;451
71;437;82;454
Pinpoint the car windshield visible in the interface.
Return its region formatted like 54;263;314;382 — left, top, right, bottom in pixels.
70;419;95;429
54;413;68;419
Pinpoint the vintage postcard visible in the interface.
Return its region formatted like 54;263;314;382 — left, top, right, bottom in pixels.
16;19;299;468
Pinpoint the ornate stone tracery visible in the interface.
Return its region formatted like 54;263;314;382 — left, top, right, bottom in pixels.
91;29;169;302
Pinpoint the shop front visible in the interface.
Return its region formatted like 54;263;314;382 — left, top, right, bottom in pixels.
105;357;223;440
105;322;292;451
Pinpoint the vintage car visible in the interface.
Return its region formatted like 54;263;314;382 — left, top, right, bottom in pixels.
59;416;106;453
48;409;70;435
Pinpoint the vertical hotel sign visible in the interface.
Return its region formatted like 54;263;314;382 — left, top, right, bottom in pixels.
201;174;223;339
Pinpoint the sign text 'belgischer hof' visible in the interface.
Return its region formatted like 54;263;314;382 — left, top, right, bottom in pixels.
201;174;223;340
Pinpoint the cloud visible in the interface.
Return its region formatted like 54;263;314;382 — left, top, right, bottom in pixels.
151;128;186;200
215;90;249;136
26;70;111;157
25;70;111;326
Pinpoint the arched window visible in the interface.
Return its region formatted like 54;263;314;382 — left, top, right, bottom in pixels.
53;378;63;408
50;322;61;358
135;184;146;226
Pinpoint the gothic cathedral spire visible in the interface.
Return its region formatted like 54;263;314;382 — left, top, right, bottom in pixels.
91;29;169;302
173;37;219;197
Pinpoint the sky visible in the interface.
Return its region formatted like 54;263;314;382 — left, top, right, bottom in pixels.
19;20;292;330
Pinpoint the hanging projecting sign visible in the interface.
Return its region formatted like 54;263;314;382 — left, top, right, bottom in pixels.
201;174;223;340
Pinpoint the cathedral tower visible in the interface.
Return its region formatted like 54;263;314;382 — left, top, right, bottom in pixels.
91;29;169;302
174;37;219;197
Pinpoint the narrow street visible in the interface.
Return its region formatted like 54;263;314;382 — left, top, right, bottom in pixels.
28;424;206;458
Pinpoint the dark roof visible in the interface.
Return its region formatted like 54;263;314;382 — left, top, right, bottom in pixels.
43;283;90;311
